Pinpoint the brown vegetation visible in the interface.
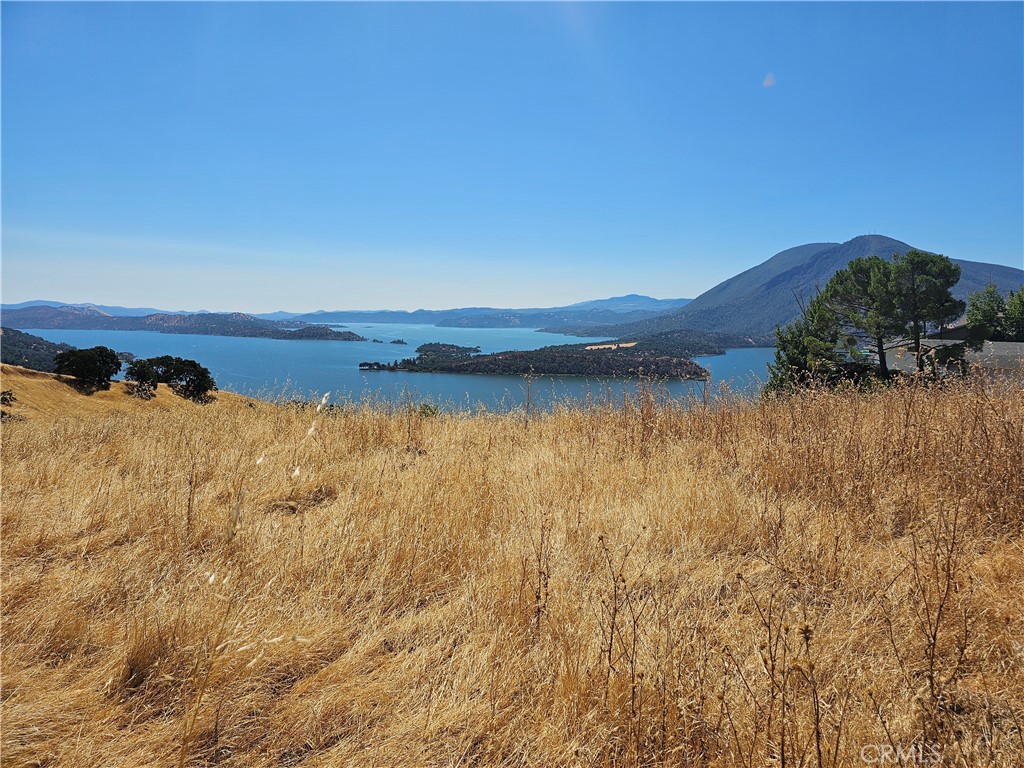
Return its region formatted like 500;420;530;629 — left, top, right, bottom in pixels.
2;364;1022;767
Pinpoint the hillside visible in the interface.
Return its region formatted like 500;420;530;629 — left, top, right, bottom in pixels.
0;364;259;421
551;236;1024;341
2;366;1022;767
0;327;74;372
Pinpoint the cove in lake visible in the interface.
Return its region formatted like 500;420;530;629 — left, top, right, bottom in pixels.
24;325;776;410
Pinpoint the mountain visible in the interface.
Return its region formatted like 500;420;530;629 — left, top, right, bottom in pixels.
549;236;1024;341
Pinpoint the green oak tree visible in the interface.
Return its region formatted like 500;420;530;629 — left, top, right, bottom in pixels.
53;346;122;391
168;359;217;402
124;355;217;402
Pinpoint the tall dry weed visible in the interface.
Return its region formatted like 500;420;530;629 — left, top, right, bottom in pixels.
1;371;1022;766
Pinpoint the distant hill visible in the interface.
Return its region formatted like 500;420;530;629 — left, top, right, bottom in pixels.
0;299;199;317
3;295;689;329
549;236;1024;341
250;311;305;321
560;294;691;313
436;308;676;329
290;295;690;328
0;328;74;372
2;304;119;328
0;306;366;341
294;308;493;325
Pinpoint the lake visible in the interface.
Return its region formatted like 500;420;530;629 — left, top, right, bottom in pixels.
22;325;776;409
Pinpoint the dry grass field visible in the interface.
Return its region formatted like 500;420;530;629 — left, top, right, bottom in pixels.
2;363;1022;767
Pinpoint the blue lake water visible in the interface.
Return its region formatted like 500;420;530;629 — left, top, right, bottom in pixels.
23;325;776;410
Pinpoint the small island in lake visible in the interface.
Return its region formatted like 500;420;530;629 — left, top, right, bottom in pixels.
359;339;710;379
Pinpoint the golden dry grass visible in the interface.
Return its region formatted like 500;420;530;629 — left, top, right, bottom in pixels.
2;363;1023;767
0;365;259;421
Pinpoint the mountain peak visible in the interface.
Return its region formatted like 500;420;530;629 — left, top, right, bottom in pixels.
674;235;1022;338
575;236;1023;342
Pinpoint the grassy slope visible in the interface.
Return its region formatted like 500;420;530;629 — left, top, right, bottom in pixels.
2;365;1023;767
0;365;259;421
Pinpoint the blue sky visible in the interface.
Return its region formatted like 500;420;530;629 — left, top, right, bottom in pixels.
3;2;1022;312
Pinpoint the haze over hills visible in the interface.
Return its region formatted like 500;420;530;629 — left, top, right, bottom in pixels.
285;295;691;327
550;235;1024;341
0;301;313;322
0;299;201;317
0;295;691;329
550;294;692;313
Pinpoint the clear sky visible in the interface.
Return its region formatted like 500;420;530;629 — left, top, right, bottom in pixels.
2;2;1022;313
